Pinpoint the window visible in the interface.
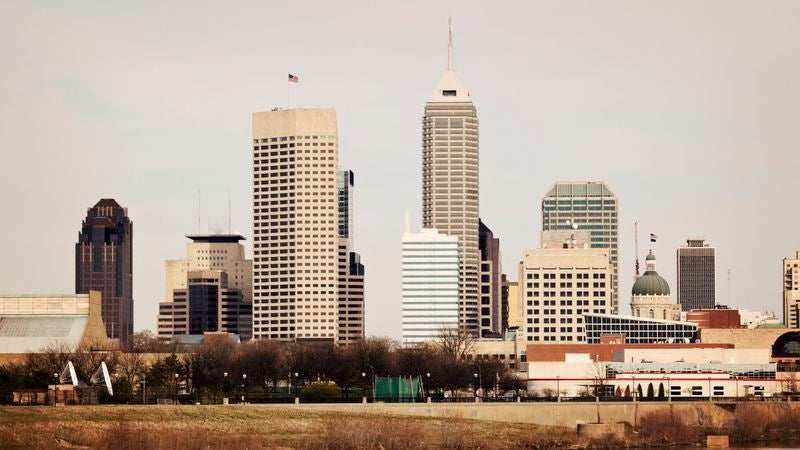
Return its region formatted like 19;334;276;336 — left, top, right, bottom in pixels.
442;90;457;96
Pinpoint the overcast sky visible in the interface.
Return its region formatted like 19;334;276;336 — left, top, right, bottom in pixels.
1;1;799;339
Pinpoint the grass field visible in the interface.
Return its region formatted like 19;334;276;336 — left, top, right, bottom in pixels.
0;405;582;449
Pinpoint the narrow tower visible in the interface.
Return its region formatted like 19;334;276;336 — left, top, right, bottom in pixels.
422;17;480;334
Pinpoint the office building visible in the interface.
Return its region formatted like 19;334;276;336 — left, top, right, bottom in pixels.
251;108;340;342
336;170;365;344
158;234;253;340
158;270;252;340
0;292;108;354
630;250;680;321
478;220;501;337
75;199;133;346
542;182;619;313
677;238;716;311
402;228;459;345
784;251;800;328
422;20;480;334
501;276;521;330
519;232;614;343
337;242;364;344
338;170;355;243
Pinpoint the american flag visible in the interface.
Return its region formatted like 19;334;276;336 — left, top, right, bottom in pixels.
288;73;299;83
650;233;657;242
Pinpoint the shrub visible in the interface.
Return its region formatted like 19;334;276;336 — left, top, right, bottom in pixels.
299;382;340;399
638;408;699;445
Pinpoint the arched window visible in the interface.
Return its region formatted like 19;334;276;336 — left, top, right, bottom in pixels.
648;309;654;319
663;310;667;320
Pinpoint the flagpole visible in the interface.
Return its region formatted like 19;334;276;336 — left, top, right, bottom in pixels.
287;78;290;109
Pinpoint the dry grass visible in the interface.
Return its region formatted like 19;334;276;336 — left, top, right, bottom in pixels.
637;407;701;445
0;405;579;450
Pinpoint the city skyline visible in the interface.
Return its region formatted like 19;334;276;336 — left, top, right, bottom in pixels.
2;2;800;339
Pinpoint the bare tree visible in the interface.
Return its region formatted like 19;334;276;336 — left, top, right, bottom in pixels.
434;327;475;360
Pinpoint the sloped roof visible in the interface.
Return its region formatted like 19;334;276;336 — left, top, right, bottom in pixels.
0;316;88;353
428;70;471;103
545;181;615;198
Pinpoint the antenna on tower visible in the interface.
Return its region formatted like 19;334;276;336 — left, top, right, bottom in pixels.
727;268;731;306
447;15;454;71
634;221;640;278
197;189;201;234
228;189;231;234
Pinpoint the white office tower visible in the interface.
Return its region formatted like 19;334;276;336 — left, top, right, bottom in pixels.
422;18;480;334
251;108;339;342
402;227;459;345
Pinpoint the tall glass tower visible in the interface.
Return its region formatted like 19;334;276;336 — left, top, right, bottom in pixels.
541;182;619;313
75;199;133;346
422;18;480;333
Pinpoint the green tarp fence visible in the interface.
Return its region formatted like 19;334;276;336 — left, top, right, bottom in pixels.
373;376;422;401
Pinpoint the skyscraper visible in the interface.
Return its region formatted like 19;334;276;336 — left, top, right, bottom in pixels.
337;169;364;344
158;234;253;340
338;170;354;244
75;199;133;346
422;18;480;334
251;108;340;342
402;227;459;345
478;219;501;337
783;251;800;328
541;182;619;313
676;238;716;311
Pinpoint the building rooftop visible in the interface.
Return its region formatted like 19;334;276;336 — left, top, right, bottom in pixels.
185;234;246;243
0;316;89;353
545;181;616;198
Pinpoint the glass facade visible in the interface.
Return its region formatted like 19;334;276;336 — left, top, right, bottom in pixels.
542;182;618;313
583;313;698;344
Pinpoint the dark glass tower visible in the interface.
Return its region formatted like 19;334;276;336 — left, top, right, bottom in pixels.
75;199;133;346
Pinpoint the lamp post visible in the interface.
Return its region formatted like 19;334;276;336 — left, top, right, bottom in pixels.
473;373;479;401
556;375;561;403
223;372;228;403
242;374;247;403
361;372;367;403
173;373;179;405
141;374;147;405
53;373;58;407
632;376;636;403
294;372;299;398
426;372;431;403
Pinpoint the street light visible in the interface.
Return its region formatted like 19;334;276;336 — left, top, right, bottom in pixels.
556;375;561;402
426;373;431;402
174;373;179;405
141;374;147;405
223;372;228;402
242;374;248;403
53;373;58;407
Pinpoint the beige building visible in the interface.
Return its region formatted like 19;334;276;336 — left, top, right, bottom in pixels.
519;233;614;343
337;238;364;344
158;235;253;340
630;251;680;321
784;251;800;328
503;279;521;330
0;291;108;353
164;234;252;302
422;20;480;334
252;108;340;342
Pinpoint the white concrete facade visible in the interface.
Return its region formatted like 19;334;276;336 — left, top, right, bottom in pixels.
402;228;459;345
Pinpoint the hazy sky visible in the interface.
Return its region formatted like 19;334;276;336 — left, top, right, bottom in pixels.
2;1;799;339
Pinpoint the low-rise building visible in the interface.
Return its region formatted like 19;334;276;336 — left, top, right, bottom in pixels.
0;291;108;357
